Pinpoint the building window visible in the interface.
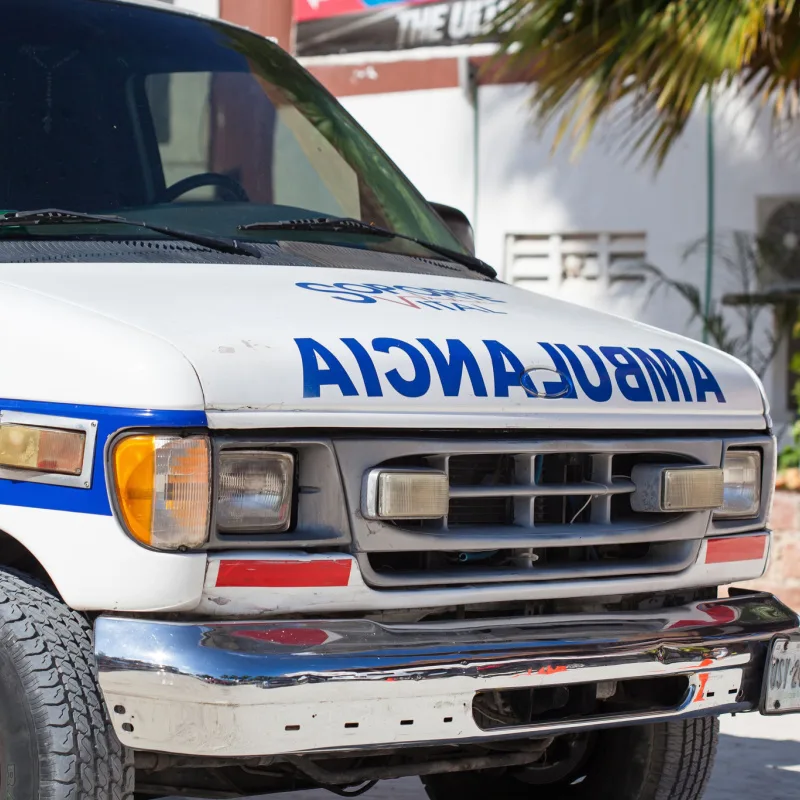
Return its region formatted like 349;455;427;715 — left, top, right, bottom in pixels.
504;232;647;290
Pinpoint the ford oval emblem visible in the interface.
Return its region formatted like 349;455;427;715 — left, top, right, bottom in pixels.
520;365;573;399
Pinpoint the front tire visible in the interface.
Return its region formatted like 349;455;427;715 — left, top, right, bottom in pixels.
423;718;719;800
0;569;134;799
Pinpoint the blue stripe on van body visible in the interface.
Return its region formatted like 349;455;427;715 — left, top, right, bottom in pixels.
0;399;207;516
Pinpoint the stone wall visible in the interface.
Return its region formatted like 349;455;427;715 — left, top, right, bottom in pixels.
737;490;800;609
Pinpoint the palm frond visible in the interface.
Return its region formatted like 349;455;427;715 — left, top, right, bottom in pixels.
492;1;800;167
629;230;793;376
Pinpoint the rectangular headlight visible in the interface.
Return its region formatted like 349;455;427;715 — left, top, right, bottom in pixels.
364;469;449;519
662;467;724;511
217;451;294;533
631;464;723;512
715;450;761;519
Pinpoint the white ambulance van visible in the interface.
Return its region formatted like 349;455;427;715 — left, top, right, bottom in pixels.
0;1;796;798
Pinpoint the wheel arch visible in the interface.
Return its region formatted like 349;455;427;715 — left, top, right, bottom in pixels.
0;526;56;591
0;506;206;612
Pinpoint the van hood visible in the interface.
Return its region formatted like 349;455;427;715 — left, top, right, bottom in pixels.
0;262;767;431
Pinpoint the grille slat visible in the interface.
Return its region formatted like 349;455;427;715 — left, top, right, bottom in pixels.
449;479;635;499
372;523;702;548
590;453;614;525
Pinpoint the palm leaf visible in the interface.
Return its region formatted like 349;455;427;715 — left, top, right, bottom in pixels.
629;230;793;376
492;1;800;167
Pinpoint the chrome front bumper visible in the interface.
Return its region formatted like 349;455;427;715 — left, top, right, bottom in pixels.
95;593;799;758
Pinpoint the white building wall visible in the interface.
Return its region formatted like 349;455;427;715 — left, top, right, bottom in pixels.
342;86;476;219
340;81;800;433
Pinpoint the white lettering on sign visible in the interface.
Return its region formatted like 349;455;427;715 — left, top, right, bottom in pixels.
396;0;515;48
448;0;484;39
397;5;447;47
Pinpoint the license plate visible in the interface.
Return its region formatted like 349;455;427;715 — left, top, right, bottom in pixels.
762;635;800;715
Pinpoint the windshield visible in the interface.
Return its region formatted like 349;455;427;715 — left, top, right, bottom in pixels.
0;0;464;255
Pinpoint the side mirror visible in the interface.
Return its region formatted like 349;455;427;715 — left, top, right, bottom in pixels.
430;202;475;256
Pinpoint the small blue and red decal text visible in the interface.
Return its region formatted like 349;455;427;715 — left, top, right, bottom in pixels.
296;282;507;314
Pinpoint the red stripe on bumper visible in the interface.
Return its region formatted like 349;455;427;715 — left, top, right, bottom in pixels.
705;535;767;564
216;559;352;588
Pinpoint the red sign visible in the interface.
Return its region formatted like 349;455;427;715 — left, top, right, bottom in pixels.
294;0;413;24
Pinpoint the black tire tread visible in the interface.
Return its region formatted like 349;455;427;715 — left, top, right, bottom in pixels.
646;717;719;800
0;569;134;799
423;717;719;800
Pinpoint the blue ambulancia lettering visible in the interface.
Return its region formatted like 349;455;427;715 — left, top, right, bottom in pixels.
295;338;358;398
484;340;537;398
678;350;725;402
555;344;613;403
373;338;431;397
630;348;693;402
599;346;652;402
341;338;383;397
537;343;578;399
293;338;727;405
418;339;488;397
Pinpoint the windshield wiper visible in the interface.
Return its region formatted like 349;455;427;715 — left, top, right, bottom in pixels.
0;209;261;259
239;216;496;279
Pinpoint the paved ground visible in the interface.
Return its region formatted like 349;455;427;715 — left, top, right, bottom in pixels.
270;714;800;799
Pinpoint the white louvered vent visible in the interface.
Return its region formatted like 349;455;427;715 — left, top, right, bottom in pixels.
505;232;647;292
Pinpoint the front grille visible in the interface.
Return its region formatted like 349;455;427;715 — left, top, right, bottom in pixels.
334;436;729;589
393;449;688;530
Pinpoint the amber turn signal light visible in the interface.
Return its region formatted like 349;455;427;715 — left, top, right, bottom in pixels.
112;434;210;550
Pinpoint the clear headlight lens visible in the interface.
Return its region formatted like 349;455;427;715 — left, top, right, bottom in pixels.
113;434;211;549
715;450;761;519
661;467;724;511
217;451;294;533
364;469;449;519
